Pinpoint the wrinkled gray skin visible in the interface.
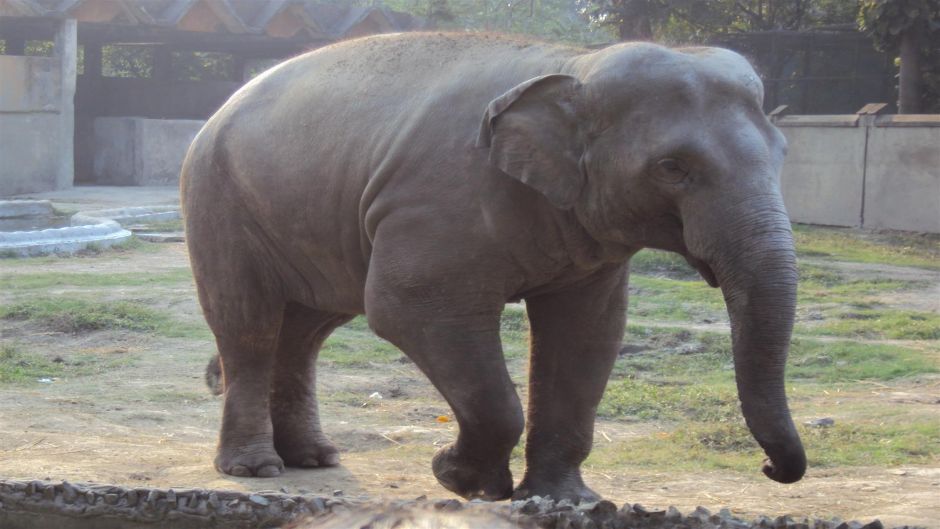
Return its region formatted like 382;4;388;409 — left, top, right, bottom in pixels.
181;32;805;502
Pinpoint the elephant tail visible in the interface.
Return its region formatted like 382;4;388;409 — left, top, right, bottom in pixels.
205;355;224;396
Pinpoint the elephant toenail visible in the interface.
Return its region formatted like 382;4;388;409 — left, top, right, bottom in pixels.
229;465;252;477
257;465;282;477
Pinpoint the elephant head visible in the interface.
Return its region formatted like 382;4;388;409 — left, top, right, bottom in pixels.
478;43;805;484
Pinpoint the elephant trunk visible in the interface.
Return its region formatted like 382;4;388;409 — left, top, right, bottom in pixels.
692;197;806;484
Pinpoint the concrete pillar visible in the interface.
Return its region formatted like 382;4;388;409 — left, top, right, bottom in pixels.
54;19;77;189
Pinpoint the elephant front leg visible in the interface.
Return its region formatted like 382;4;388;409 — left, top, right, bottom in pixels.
365;249;523;499
515;265;628;502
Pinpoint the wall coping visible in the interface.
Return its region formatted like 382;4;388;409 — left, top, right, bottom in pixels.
774;115;859;127
874;114;940;127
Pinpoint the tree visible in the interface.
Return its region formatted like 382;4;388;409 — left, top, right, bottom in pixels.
859;0;940;113
579;0;860;44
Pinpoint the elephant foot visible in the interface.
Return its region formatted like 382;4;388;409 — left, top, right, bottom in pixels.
214;444;284;477
275;432;340;468
431;444;513;501
512;473;600;503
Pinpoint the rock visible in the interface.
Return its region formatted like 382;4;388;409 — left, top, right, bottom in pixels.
805;418;835;428
332;490;344;497
519;499;540;515
249;494;270;506
434;499;462;511
860;522;884;529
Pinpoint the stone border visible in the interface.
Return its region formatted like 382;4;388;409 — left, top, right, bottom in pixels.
0;479;915;529
0;202;181;257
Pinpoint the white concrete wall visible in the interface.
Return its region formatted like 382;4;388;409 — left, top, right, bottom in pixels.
93;117;203;185
776;114;940;233
0;19;76;196
778;116;866;228
864;120;940;233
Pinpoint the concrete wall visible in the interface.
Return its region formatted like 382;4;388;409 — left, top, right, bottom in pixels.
0;20;76;197
74;77;238;182
864;119;940;233
777;114;940;233
93;117;203;185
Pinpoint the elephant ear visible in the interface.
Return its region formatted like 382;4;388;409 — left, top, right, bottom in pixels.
477;74;584;210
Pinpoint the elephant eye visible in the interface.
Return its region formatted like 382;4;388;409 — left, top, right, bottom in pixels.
655;158;689;184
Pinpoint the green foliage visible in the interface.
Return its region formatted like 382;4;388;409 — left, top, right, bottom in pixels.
102;44;153;78
333;0;615;44
859;0;940;112
579;0;860;43
172;51;234;82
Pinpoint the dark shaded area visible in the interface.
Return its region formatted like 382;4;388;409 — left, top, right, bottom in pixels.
714;29;896;114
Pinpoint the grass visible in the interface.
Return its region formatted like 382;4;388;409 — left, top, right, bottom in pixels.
0;269;193;290
629;275;726;322
0;297;210;339
134;219;184;232
0;342;133;384
793;224;940;270
797;263;920;304
620;325;936;385
588;418;940;473
803;309;940;341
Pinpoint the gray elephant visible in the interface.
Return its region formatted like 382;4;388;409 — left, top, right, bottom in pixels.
181;32;805;502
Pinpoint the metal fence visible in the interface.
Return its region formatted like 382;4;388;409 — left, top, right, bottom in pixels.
715;29;896;114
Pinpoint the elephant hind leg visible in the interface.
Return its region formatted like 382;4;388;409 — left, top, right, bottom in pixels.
271;303;352;468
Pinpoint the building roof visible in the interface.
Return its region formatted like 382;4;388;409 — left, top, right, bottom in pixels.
0;0;422;40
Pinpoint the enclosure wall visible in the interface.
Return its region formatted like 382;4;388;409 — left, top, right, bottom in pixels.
93;117;204;186
0;20;76;196
777;115;940;234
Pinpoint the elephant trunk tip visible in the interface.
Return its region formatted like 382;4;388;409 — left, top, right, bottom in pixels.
760;443;806;484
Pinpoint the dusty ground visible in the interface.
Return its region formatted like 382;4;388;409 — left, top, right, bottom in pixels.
1;241;938;527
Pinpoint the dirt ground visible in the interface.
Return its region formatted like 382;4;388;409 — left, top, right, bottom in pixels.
1;242;938;527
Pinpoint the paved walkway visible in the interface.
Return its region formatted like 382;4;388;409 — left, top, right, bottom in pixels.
12;185;179;212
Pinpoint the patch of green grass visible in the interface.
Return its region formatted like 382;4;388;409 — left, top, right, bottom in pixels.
0;343;66;383
797;263;922;304
588;419;940;473
0;269;193;290
321;317;403;367
629;249;698;280
135;219;183;232
598;378;739;422
620;326;936;385
789;338;936;381
803;310;940;340
320;308;532;366
0;342;133;384
628;275;725;321
794;224;940;270
2;298;170;333
0;297;210;339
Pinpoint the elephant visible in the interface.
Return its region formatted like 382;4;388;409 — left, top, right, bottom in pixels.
181;32;805;502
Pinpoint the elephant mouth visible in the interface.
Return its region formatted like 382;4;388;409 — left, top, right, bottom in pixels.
685;255;719;288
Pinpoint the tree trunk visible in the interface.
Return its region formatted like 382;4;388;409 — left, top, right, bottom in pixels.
898;26;923;114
